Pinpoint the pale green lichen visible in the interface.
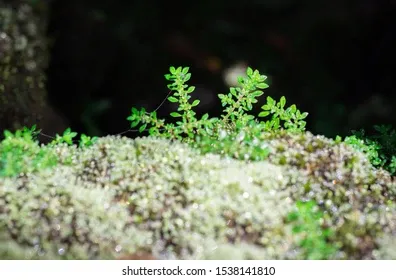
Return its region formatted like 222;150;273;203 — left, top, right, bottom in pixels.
0;135;295;259
70;136;294;259
1;132;396;259
373;235;396;259
0;166;150;259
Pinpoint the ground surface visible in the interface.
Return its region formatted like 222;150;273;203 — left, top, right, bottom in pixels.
1;132;396;259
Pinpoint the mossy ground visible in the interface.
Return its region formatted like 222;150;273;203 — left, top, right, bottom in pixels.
1;131;396;259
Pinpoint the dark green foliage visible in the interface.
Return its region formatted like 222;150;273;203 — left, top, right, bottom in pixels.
340;125;396;175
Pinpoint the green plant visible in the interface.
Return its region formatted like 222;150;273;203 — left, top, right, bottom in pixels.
0;125;57;177
127;66;308;161
259;96;308;132
51;127;78;145
48;128;97;148
287;200;337;260
339;124;396;175
79;134;98;148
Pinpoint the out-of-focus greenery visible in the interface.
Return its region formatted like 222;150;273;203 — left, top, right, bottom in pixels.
338;125;396;175
286;200;338;260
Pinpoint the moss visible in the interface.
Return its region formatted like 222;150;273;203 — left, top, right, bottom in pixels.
373;234;396;259
70;136;293;259
262;131;396;258
1;133;396;259
0;166;150;259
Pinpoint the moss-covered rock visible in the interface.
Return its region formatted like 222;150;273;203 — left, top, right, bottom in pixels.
0;166;150;259
262;131;396;258
0;132;396;259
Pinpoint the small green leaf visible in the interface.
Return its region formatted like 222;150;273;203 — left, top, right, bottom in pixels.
273;117;280;127
191;99;200;107
127;115;135;121
169;66;176;74
256;83;269;89
259;75;268;81
300;112;308;119
139;124;147;133
201;113;209;121
186;86;195;94
258;111;270;117
170;112;182;117
280;96;286;108
168;96;178;103
130;120;140;127
251;90;263;97
184;73;191;81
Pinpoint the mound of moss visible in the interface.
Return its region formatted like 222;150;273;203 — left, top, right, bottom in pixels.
1;132;396;259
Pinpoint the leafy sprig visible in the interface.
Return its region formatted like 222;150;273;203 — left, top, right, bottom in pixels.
218;67;268;127
127;66;309;160
259;96;308;132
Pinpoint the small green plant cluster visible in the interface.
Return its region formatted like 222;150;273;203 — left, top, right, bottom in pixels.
0;126;57;177
338;125;396;175
127;66;308;161
286;200;337;260
52;128;98;148
0;126;98;178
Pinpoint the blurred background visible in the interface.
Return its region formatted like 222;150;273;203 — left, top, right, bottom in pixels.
1;0;396;140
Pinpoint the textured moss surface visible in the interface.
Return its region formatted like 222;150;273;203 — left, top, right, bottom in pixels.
1;132;396;259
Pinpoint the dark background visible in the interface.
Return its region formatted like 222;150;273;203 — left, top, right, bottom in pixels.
45;0;396;139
